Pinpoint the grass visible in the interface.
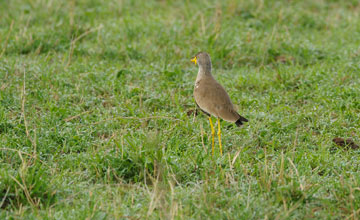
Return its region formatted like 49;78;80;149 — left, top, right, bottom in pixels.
1;0;360;219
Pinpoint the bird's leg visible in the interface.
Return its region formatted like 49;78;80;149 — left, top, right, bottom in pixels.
217;118;222;156
208;117;215;156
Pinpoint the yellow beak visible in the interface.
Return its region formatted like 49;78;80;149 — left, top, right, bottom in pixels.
191;57;197;65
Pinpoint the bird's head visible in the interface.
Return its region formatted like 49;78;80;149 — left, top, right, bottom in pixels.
191;52;211;66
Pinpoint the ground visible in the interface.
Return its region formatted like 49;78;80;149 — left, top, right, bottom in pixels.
1;0;360;219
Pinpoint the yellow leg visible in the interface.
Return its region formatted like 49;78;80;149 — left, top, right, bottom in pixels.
217;118;222;156
208;117;215;156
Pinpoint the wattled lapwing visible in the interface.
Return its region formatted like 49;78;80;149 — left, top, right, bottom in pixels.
191;52;248;156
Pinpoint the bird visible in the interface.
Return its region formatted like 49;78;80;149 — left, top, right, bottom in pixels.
191;52;248;156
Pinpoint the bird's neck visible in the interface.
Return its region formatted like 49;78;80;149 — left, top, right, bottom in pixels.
196;66;212;82
199;63;211;74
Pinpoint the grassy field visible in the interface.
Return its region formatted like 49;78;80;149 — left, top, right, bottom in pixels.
1;0;360;219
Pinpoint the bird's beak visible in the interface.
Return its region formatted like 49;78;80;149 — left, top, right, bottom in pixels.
191;57;197;65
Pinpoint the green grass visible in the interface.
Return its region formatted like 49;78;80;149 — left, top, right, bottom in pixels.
1;0;360;219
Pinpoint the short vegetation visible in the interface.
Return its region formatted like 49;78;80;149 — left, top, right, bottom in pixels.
1;0;360;219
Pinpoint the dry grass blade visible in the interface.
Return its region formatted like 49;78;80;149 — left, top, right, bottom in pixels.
231;150;241;166
9;173;37;207
91;115;180;126
0;187;10;208
64;110;91;122
0;148;49;168
21;68;37;161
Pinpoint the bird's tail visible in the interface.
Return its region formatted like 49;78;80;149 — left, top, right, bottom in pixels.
235;115;248;127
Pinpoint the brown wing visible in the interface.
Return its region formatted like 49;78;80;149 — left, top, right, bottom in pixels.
194;77;240;122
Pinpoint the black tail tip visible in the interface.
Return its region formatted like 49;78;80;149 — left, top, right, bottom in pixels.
235;116;248;127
